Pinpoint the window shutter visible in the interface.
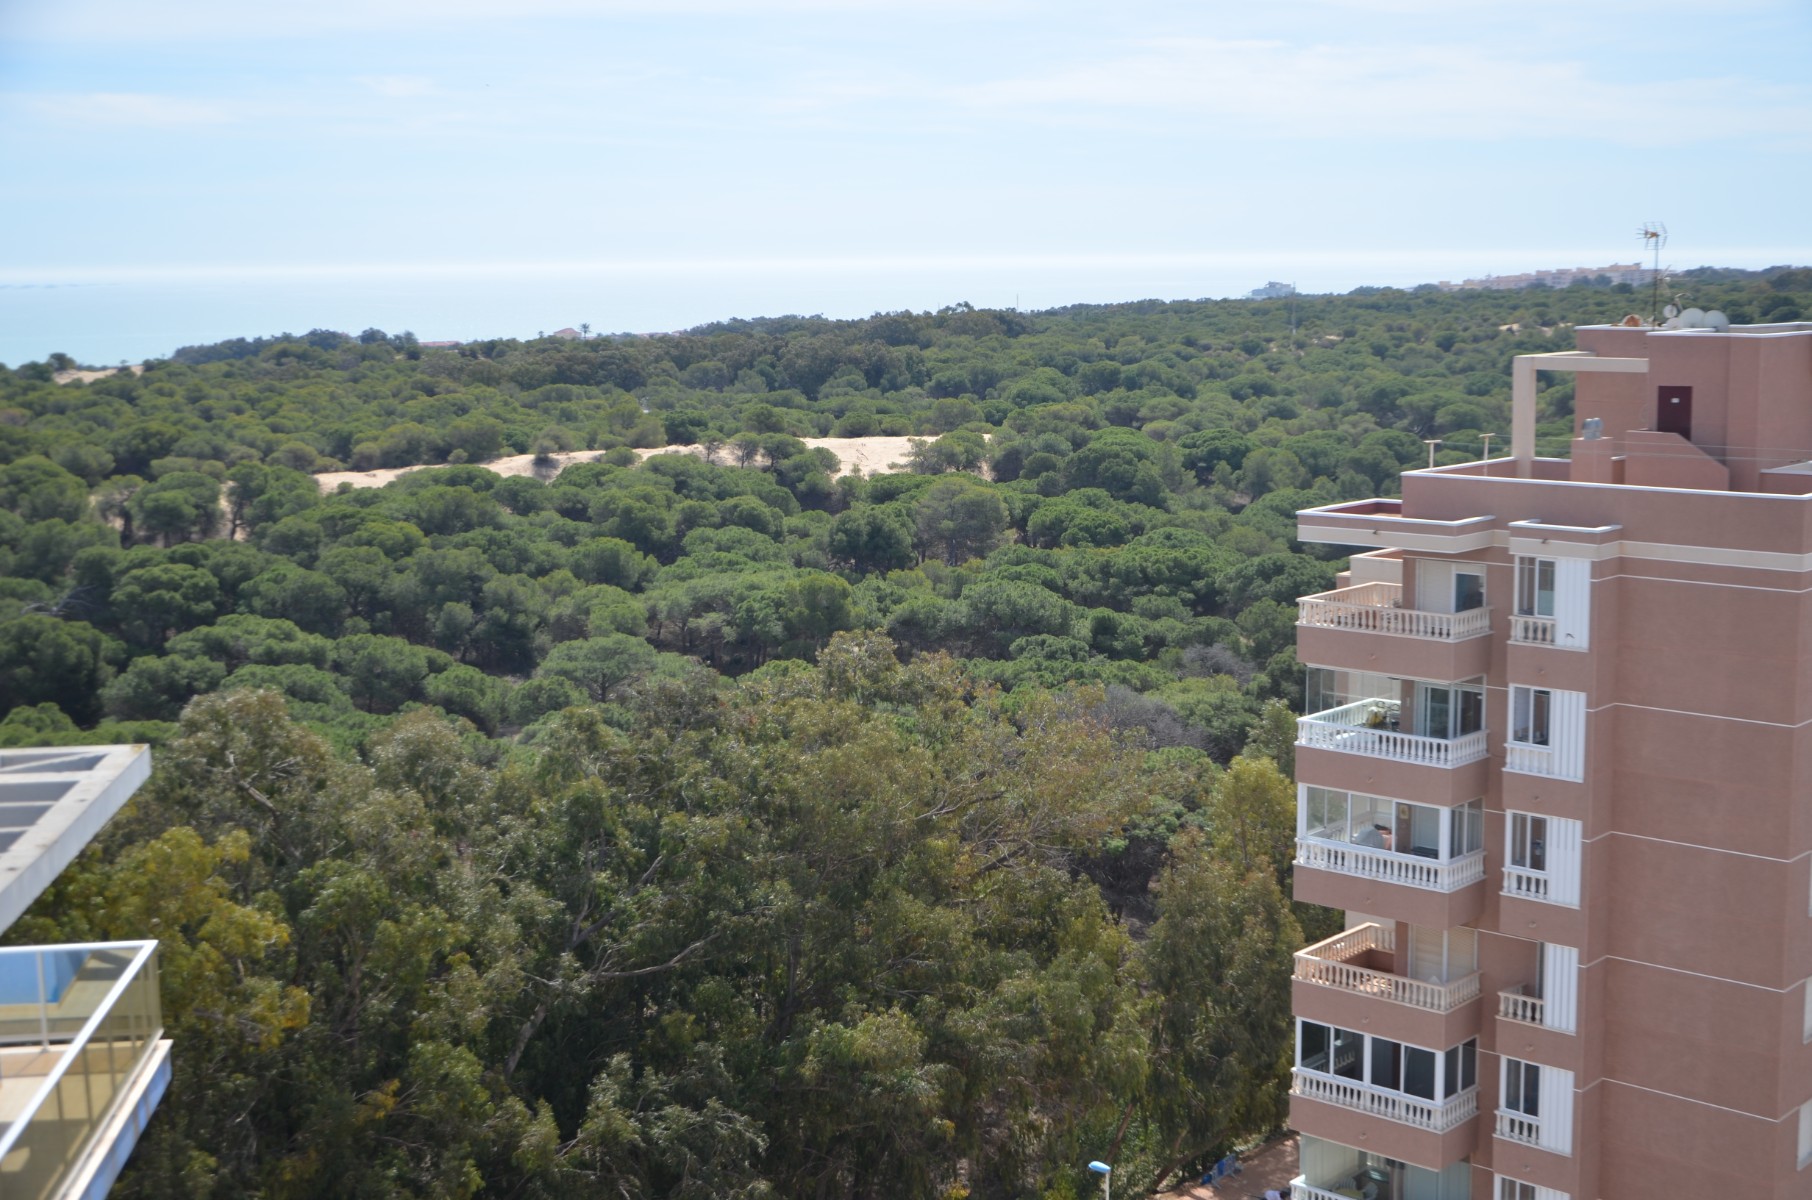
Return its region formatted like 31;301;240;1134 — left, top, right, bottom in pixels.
1537;1066;1575;1154
1552;557;1591;648
1551;690;1586;781
1548;817;1583;907
1541;943;1579;1033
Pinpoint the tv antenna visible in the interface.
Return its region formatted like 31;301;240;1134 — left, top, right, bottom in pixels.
1638;221;1668;325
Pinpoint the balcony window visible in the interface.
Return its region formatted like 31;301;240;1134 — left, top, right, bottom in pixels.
1503;812;1582;907
1298;787;1486;891
1510;812;1547;872
1296;1137;1474;1200
1515;557;1556;619
1510;687;1551;747
1298;1021;1476;1103
1451;799;1484;857
1301;669;1490;768
1504;686;1584;781
1496;1059;1573;1154
1503;1059;1539;1119
1511;554;1591;648
1295;1022;1479;1132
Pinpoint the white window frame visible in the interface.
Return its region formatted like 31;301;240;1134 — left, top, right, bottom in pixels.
1511;686;1552;748
1515;556;1556;618
1299;787;1483;865
1295;1020;1477;1104
1502;1058;1541;1118
1510;812;1548;874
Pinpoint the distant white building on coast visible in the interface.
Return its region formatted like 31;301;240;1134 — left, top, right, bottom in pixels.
1248;281;1296;300
1437;262;1656;291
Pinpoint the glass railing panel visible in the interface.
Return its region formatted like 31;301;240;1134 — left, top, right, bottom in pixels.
0;942;162;1200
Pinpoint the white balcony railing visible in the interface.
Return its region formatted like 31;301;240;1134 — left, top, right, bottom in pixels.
1295;924;1482;1013
1296;838;1487;893
0;941;164;1199
1496;1109;1542;1146
1298;583;1492;642
1502;865;1551;901
1287;1180;1356;1200
1298;700;1490;768
1504;742;1558;776
1292;1070;1479;1133
1499;987;1545;1026
1510;615;1557;645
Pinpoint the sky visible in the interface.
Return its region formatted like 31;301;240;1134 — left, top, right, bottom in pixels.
1;0;1808;364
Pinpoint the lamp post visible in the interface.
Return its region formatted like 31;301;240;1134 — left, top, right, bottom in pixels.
1422;438;1441;469
1087;1160;1112;1200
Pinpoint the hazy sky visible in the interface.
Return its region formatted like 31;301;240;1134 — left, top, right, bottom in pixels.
2;0;1808;361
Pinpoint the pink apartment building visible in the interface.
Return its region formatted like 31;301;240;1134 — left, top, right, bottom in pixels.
1286;317;1812;1200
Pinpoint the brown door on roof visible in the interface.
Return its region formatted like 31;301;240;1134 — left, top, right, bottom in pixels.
1657;386;1692;437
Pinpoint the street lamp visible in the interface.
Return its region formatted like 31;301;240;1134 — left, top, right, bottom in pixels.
1087;1160;1112;1200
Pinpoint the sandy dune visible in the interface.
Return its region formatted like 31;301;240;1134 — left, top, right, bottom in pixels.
52;364;145;385
313;436;923;493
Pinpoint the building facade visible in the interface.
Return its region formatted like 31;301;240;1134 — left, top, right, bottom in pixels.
0;745;168;1200
1287;319;1812;1199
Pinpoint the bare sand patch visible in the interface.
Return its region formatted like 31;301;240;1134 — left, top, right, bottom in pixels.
53;364;145;385
313;436;923;493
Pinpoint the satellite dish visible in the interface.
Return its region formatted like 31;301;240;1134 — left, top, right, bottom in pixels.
1663;304;1680;319
1704;310;1730;331
1681;307;1706;327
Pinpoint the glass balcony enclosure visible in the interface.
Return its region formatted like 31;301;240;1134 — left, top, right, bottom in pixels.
1294;1135;1473;1200
1298;786;1485;892
1294;1020;1479;1132
0;941;164;1200
1301;669;1488;768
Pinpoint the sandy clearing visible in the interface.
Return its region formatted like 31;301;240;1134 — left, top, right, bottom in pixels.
53;364;145;385
313;435;924;493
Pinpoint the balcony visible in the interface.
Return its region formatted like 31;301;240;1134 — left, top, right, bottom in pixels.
1298;582;1492;642
1495;1109;1541;1147
1498;987;1545;1027
1510;614;1556;645
1291;1070;1479;1133
1298;700;1489;768
1285;1183;1351;1200
1297;839;1487;895
1504;742;1561;777
0;941;167;1200
1502;866;1552;902
1295;925;1482;1014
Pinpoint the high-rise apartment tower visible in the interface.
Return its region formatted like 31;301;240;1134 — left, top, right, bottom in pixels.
1287;317;1812;1200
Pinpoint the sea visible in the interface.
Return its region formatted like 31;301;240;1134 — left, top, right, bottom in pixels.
2;248;1803;367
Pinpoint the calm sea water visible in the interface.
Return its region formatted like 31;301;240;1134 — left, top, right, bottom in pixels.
2;250;1800;367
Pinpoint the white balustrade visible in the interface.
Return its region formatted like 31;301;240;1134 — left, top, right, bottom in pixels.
1510;615;1557;645
1496;1109;1542;1146
1287;1180;1355;1200
1296;838;1486;893
1295;924;1481;1013
1291;1070;1479;1132
1298;583;1492;642
1498;988;1546;1026
1504;742;1558;776
1298;701;1490;767
1502;865;1551;901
